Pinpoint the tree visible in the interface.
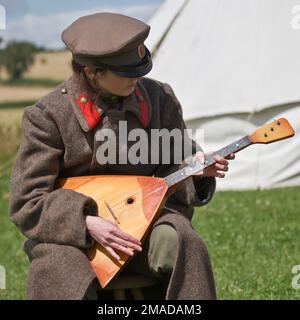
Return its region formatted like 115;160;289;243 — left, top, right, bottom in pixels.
2;41;37;81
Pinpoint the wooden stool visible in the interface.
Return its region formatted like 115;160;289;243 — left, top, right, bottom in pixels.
103;275;157;300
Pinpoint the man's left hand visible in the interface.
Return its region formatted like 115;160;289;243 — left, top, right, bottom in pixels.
193;152;235;178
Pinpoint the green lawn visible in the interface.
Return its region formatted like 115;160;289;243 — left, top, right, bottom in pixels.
0;172;299;299
0;175;28;300
192;186;300;299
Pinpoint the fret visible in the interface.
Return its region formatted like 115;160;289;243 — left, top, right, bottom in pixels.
164;135;252;187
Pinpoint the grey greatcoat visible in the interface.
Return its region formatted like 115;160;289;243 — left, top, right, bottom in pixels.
9;73;217;299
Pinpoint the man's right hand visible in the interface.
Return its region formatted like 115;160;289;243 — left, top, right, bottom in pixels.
85;215;142;261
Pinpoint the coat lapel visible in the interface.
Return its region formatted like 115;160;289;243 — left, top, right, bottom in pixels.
66;73;104;132
66;74;152;132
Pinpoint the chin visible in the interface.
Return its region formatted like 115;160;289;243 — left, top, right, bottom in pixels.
119;86;136;97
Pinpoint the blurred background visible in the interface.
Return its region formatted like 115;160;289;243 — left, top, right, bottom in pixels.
0;0;299;299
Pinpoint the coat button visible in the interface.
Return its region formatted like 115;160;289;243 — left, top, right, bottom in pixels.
61;88;67;94
80;96;88;104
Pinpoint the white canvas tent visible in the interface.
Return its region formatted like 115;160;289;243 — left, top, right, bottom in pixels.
146;0;300;190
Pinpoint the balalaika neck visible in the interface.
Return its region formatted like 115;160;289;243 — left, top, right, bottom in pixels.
164;135;252;187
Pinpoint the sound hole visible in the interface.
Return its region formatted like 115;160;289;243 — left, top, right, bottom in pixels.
126;196;135;205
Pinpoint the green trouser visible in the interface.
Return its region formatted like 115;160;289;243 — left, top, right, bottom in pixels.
84;224;178;299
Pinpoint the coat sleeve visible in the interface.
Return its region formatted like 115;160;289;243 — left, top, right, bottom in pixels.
155;83;216;209
9;105;98;249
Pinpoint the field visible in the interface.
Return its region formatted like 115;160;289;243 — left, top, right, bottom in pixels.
0;50;71;104
0;108;23;169
0;51;72;82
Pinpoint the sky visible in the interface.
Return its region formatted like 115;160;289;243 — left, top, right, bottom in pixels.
0;0;164;49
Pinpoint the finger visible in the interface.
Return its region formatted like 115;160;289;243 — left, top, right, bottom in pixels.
216;171;225;178
194;151;206;165
112;228;142;245
225;153;235;160
110;235;142;252
110;242;135;256
214;163;228;171
213;154;228;165
104;246;121;261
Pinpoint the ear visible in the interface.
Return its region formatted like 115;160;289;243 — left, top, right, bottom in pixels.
83;67;94;80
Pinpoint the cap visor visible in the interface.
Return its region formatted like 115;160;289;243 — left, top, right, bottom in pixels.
112;59;152;78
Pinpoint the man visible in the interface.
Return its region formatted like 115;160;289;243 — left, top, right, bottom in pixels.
9;12;234;299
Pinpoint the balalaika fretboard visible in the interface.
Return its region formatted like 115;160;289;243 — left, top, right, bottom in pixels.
164;135;252;187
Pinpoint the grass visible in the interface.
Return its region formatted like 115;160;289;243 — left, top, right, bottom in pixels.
0;174;28;300
0;108;23;166
0;108;27;299
192;186;300;299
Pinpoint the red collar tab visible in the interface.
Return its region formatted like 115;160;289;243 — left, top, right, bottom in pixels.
76;94;101;130
135;88;149;129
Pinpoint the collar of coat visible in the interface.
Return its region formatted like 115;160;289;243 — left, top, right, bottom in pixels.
65;73;152;132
